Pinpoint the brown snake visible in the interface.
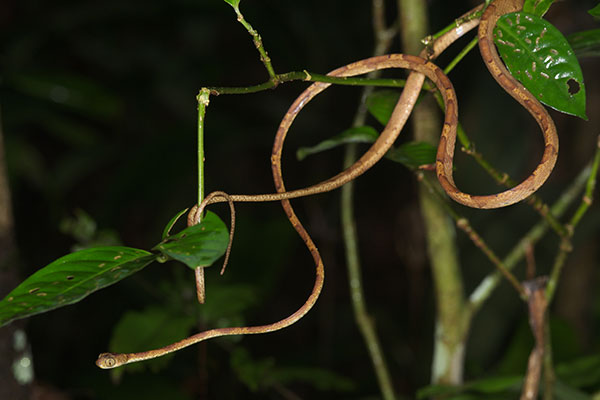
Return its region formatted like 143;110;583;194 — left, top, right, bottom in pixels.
97;0;558;369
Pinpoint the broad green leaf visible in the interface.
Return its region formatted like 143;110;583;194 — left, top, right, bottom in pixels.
385;141;437;168
523;0;555;16
568;29;600;58
154;211;228;270
162;208;189;240
107;307;195;378
366;90;401;125
296;126;379;160
0;247;156;327
589;3;600;18
495;12;587;119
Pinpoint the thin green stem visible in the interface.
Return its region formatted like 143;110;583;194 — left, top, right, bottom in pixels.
207;71;428;96
430;4;486;41
194;88;211;304
546;135;600;302
469;163;592;312
567;135;600;230
339;1;398;398
196;88;210;205
230;4;276;78
342;147;397;400
444;36;478;75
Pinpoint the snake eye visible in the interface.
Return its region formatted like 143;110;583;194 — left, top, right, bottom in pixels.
96;353;116;368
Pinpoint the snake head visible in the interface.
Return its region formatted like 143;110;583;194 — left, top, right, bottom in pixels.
96;352;125;369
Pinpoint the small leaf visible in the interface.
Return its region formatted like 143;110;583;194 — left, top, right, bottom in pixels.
223;0;241;9
162;208;189;240
495;12;587;119
107;307;195;378
523;0;556;16
296;126;379;160
154;211;228;270
568;29;600;58
0;247;156;327
366;90;401;125
589;3;600;18
385;141;437;168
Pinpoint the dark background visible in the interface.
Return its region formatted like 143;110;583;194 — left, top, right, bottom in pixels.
1;0;599;399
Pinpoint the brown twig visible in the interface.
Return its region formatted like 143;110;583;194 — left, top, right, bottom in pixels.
520;277;548;400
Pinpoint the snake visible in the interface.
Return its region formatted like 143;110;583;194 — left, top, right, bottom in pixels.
97;0;558;368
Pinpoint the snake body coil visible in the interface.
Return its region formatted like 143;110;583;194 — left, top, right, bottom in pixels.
97;0;558;369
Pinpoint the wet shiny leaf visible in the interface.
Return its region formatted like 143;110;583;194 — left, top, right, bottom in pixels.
495;12;587;119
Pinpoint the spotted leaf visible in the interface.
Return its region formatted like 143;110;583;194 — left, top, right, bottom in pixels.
0;247;156;327
494;12;587;120
154;211;229;270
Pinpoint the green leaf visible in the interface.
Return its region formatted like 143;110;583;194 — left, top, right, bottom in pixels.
366;90;401;125
296;126;379;160
556;354;600;388
0;247;156;327
223;0;240;9
154;211;229;270
162;208;189;240
464;375;523;393
230;348;275;392
553;380;592;400
589;3;600;18
417;384;463;399
198;283;258;323
523;0;556;16
385;141;437;168
107;306;195;378
495;12;587;120
568;29;600;58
